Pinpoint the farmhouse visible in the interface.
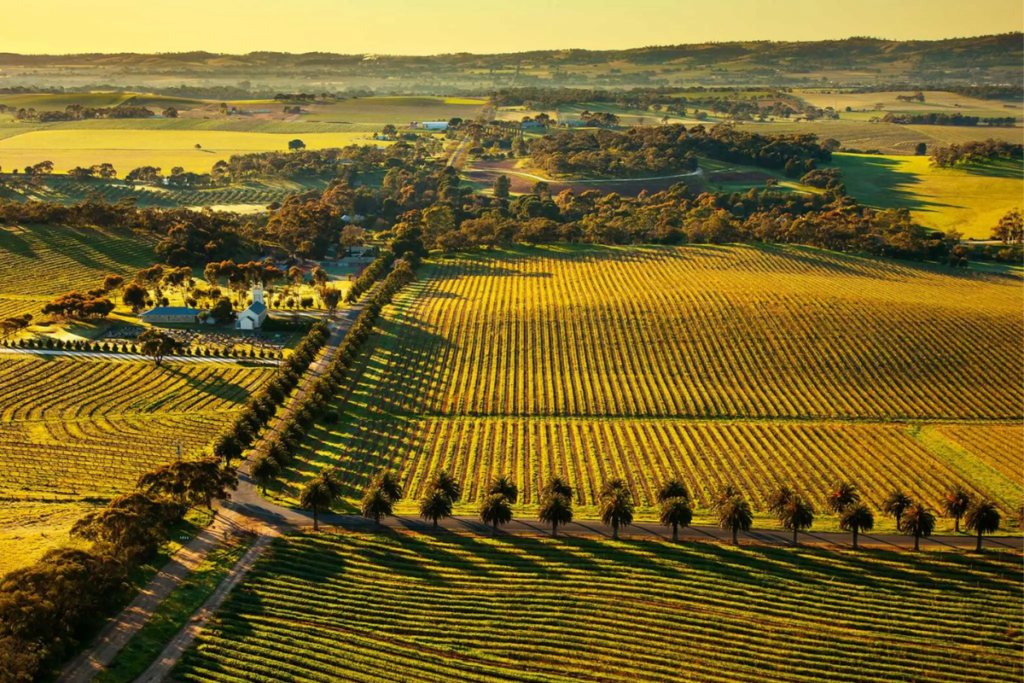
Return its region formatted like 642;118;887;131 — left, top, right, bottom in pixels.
416;121;448;130
236;285;268;330
139;306;201;324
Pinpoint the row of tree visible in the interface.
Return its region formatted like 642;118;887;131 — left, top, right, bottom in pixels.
307;474;1005;553
0;456;238;680
250;258;419;507
880;112;1017;127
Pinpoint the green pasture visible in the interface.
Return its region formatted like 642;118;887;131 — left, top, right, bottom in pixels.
833;153;1023;239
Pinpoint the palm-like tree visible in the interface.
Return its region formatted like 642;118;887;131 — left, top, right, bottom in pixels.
964;499;1001;553
902;502;936;551
659;497;693;542
778;495;815;546
249;453;281;495
657;478;689;503
538;493;573;537
479;493;513;535
826;481;860;514
881;489;912;531
600;488;634;540
361;486;393;526
299;472;340;531
941;484;973;533
542;475;573;500
716;495;753;545
372;469;404;505
711;483;740;513
419;487;453;531
839;503;874;549
429;470;462;504
485;474;518;504
767;485;794;516
599;477;629;500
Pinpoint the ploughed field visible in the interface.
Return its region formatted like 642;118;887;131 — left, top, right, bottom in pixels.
284;245;1023;520
174;532;1024;683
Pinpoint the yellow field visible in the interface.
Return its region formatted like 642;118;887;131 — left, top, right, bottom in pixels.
282;245;1023;522
0;500;97;577
833;154;1024;239
0;129;391;174
796;90;1024;120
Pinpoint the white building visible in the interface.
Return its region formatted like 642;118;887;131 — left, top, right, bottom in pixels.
416;121;448;131
236;285;268;330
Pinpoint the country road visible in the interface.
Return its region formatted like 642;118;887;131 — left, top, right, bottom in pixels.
55;292;374;683
226;487;1024;552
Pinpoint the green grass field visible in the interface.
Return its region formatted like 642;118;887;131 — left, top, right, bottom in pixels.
0;129;390;174
173;531;1024;683
833;153;1023;239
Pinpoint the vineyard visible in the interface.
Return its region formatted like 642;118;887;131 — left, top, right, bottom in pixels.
174;532;1024;683
0;223;155;296
284;245;1023;517
0;356;273;496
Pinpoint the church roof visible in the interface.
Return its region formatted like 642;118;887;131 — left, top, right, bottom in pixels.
242;301;267;315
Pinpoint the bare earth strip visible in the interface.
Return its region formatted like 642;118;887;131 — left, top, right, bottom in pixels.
55;509;257;683
131;532;277;683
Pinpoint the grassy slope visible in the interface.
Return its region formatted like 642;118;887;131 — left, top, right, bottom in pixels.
174;532;1024;683
833;153;1023;239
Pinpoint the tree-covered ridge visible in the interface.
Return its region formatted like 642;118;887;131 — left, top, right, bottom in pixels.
528;124;832;177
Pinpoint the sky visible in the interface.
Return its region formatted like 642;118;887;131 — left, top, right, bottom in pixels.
2;0;1022;55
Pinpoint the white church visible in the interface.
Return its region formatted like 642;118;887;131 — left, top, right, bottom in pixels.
236;284;268;330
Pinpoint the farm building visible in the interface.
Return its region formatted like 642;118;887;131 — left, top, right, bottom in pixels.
236;285;268;330
416;121;448;130
139;306;201;324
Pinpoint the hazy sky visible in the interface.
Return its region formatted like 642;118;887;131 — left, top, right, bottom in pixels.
3;0;1021;54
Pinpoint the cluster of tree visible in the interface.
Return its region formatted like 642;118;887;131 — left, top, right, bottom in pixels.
250;260;418;503
273;93;321;101
67;163;117;179
930;139;1024;167
0;313;31;339
41;290;115;320
991;208;1023;245
895;92;926;102
579;110;620;127
880;112;1017;127
0;456;236;680
413;167;966;263
528;124;830;178
0;197;243;264
345;250;395;303
211;145;403;184
11;104;154;122
799;167;843;189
